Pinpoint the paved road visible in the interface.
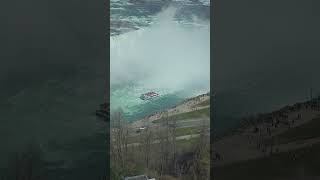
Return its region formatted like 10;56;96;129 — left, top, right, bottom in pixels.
120;134;202;148
127;117;209;137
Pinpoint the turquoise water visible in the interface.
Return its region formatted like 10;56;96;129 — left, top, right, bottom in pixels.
110;8;210;122
111;83;209;121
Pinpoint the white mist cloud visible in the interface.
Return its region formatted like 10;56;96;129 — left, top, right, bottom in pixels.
110;7;210;93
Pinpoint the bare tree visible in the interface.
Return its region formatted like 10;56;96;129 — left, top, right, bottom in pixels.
155;129;164;177
110;110;129;172
188;117;210;180
154;112;171;177
170;116;178;176
141;125;153;169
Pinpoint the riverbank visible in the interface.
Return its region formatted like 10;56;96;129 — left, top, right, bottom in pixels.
110;92;211;180
213;97;320;179
129;92;210;129
214;97;320;166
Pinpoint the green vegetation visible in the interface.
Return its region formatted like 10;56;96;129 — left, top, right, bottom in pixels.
268;118;320;145
175;127;200;137
153;107;210;124
176;137;200;149
214;143;320;180
127;127;199;144
111;162;145;180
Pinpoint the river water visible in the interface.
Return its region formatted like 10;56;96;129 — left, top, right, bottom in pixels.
110;0;210;122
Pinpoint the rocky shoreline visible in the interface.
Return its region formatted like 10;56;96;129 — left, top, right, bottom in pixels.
130;92;211;128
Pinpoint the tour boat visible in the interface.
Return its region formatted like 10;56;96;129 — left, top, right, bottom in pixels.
140;91;159;100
